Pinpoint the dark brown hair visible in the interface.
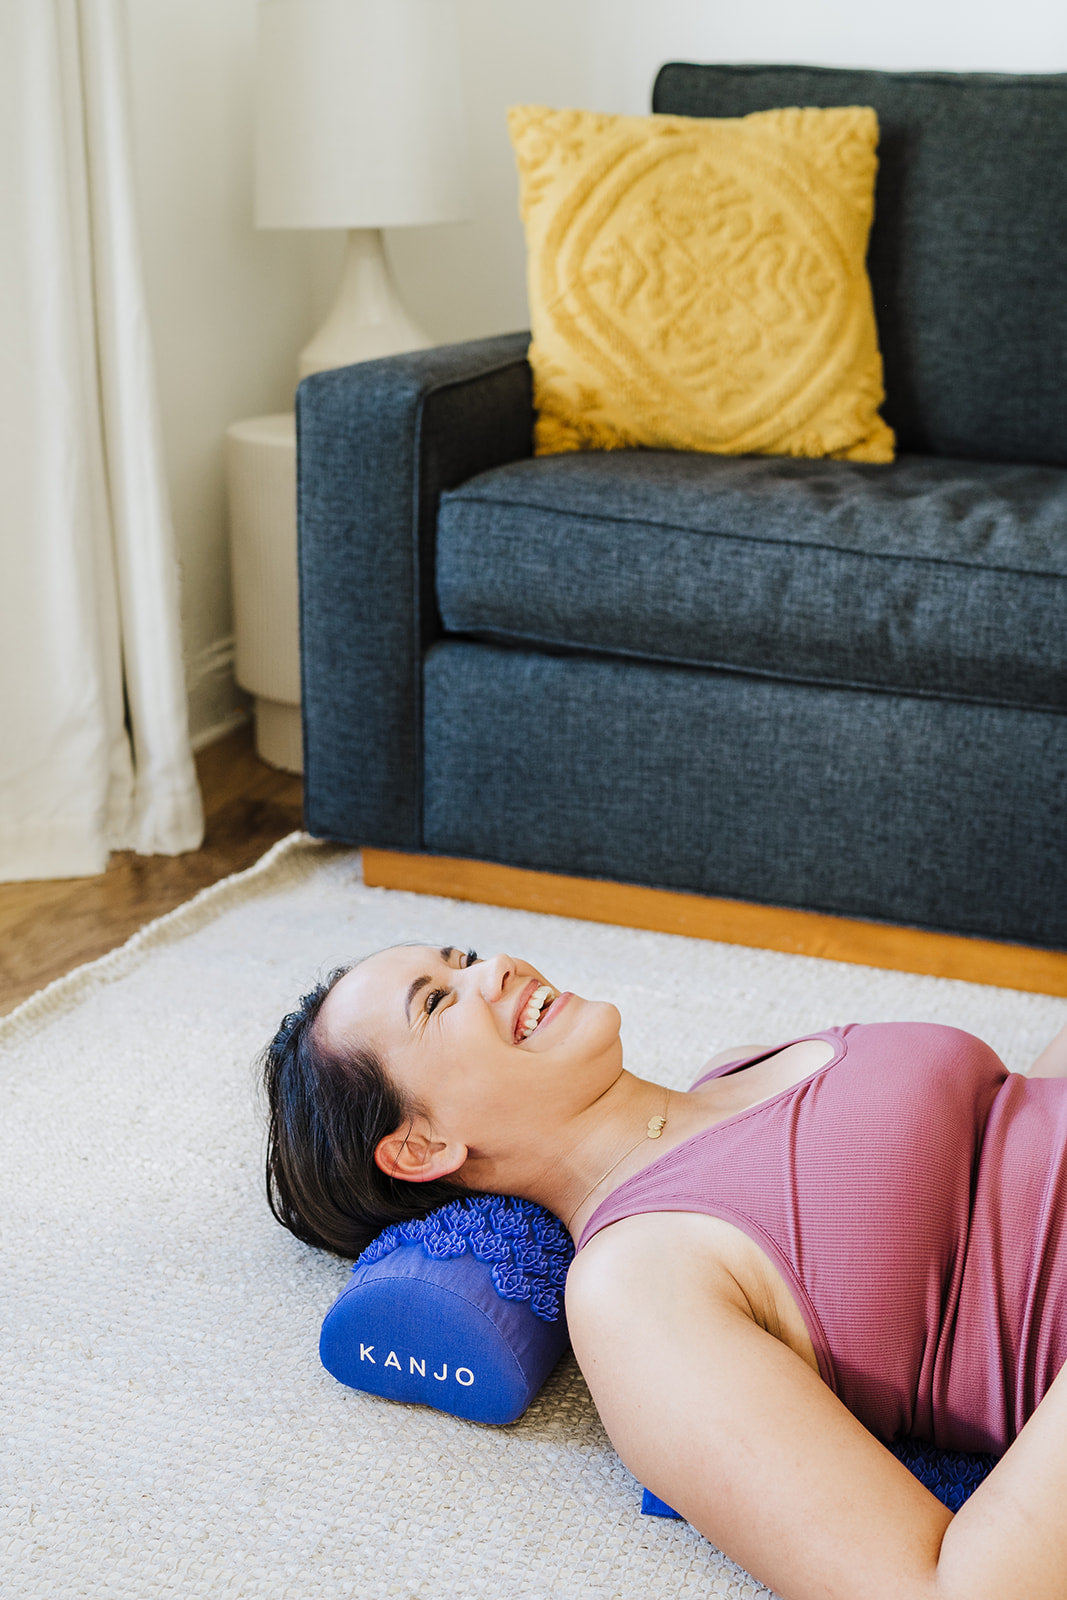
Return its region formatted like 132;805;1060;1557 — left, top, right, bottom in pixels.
261;967;479;1258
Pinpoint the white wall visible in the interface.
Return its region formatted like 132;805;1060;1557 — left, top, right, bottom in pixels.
126;0;1067;744
126;0;330;743
390;0;1067;343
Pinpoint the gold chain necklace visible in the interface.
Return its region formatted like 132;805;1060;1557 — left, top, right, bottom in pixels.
564;1088;671;1232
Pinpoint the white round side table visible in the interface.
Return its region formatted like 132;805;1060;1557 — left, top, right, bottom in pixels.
225;413;302;773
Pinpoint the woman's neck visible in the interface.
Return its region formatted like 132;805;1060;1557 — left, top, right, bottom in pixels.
519;1070;709;1241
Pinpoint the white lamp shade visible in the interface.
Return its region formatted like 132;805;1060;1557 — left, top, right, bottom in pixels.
255;0;470;229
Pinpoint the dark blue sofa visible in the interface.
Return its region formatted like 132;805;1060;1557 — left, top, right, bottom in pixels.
296;64;1067;947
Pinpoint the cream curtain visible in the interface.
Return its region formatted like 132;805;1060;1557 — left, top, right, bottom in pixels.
0;0;203;881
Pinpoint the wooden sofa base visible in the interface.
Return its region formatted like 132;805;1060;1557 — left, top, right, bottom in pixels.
362;849;1067;998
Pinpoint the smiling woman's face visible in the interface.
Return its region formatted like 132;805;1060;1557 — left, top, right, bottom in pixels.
317;945;623;1183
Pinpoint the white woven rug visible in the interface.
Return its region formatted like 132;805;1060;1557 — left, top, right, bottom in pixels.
3;835;1064;1600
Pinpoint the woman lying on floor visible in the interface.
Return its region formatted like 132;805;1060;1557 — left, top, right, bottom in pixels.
263;944;1067;1600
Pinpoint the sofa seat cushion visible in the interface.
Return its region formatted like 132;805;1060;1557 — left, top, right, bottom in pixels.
436;450;1067;712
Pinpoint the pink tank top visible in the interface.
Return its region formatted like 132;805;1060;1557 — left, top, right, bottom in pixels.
576;1022;1067;1453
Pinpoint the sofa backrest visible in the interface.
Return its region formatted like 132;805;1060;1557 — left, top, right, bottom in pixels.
654;64;1067;468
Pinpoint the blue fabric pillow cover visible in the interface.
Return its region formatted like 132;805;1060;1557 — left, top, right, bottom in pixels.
319;1196;997;1512
319;1195;571;1425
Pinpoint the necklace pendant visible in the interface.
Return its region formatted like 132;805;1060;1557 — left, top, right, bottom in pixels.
646;1115;666;1138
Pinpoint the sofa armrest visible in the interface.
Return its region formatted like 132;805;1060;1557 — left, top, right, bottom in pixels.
296;331;533;848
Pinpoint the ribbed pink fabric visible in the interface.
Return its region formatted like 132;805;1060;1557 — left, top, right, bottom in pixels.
576;1023;1067;1452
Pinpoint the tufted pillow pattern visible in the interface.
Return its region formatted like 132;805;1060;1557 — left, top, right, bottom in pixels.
508;103;895;464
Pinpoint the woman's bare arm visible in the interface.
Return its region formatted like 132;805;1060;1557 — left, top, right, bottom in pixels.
1029;1021;1067;1078
567;1214;1067;1600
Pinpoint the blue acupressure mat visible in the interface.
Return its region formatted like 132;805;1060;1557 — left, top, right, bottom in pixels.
887;1438;998;1510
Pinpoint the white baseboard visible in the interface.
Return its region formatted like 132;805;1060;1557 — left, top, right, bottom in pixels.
190;708;250;753
185;635;249;750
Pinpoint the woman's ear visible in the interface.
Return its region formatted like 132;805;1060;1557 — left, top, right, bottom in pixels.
374;1118;467;1184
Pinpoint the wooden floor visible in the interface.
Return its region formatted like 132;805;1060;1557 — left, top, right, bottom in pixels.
0;724;303;1017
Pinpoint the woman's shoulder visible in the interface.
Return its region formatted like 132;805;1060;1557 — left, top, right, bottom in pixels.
565;1209;823;1381
697;1042;774;1075
566;1210;767;1319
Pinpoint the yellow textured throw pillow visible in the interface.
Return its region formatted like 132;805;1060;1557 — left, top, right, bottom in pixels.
508;104;895;462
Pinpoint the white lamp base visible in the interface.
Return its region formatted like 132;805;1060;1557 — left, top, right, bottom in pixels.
299;227;432;379
225;414;303;775
254;697;304;773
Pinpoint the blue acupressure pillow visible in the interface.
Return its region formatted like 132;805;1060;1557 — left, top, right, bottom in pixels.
319;1195;574;1425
